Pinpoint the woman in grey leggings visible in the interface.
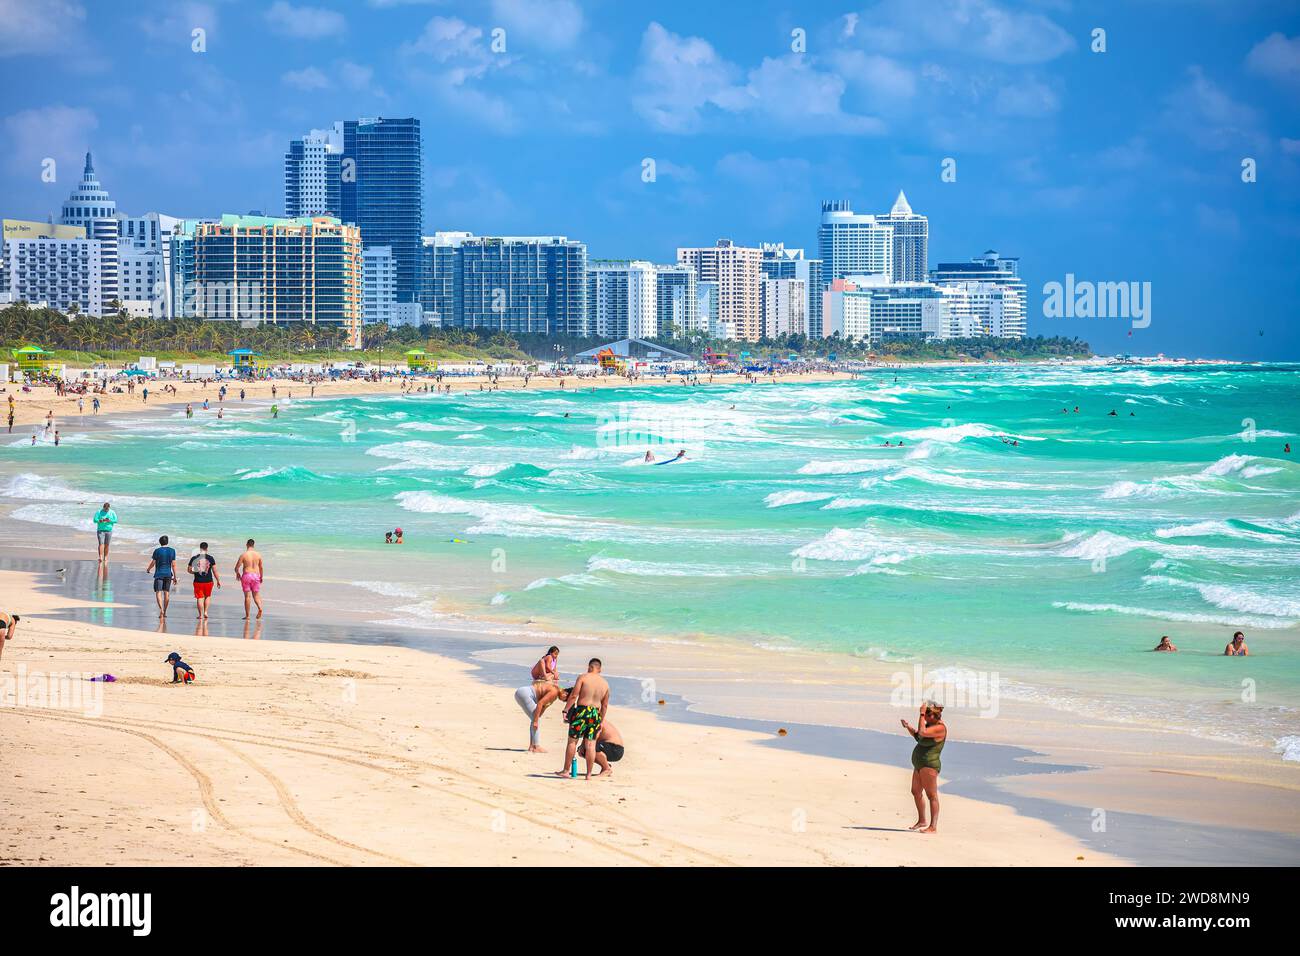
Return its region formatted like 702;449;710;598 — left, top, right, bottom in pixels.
514;681;568;753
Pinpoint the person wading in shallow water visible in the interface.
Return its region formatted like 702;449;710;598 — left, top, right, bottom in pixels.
900;701;947;834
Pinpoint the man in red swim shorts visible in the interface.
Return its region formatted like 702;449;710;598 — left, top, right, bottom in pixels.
187;541;221;620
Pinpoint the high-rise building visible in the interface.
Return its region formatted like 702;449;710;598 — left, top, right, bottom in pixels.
696;280;720;337
340;117;424;304
186;214;362;345
60;152;119;314
117;212;181;318
821;275;948;344
930;250;1027;338
878;190;929;283
420;232;587;334
818;200;893;288
285;124;343;218
760;277;807;338
362;246;397;325
676;240;762;341
760;244;822;336
588;260;658;340
1;219;102;314
653;263;697;337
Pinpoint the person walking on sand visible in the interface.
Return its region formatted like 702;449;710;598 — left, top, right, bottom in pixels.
146;535;178;618
235;539;264;619
514;680;569;753
93;502;117;562
188;541;221;620
555;658;610;780
901;701;946;834
0;611;20;663
531;645;560;683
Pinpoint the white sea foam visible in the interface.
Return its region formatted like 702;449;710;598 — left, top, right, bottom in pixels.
353;580;423;600
0;473;171;506
1275;736;1300;762
1052;601;1295;629
1143;574;1300;620
586;556;740;577
764;490;835;508
465;463;509;477
797;459;895;476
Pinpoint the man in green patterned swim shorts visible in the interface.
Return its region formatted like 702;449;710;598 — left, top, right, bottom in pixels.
555;658;610;781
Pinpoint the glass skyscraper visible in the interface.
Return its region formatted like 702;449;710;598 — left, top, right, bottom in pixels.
420;232;587;334
340;117;423;305
760;244;822;337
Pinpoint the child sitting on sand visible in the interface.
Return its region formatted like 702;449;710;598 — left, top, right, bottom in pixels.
165;652;196;684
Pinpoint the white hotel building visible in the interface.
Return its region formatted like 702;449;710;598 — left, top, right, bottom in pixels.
760;277;807;337
587;260;658;340
117;212;182;317
0;220;103;314
822;276;948;345
818;200;893;286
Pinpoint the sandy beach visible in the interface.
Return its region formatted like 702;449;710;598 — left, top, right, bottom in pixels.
0;569;1112;867
3;366;855;431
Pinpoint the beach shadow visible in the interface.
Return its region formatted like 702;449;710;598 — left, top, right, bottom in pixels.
843;825;917;833
485;747;528;752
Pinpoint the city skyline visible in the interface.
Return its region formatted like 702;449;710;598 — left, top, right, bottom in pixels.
1;0;1298;358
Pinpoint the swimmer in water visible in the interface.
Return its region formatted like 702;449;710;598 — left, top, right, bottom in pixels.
1108;409;1118;416
1154;635;1177;652
1224;631;1249;656
644;449;656;463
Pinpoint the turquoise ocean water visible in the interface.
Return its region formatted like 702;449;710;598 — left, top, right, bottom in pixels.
4;365;1298;759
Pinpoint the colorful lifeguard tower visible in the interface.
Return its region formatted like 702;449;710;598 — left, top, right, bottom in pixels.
11;345;57;378
228;349;269;375
404;349;433;372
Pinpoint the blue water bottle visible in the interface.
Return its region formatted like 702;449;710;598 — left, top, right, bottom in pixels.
570;757;577;777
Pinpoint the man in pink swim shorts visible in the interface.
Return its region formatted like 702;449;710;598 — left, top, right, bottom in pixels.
234;538;265;620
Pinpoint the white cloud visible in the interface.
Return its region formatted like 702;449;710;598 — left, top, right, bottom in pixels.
282;66;330;90
0;0;85;56
139;1;216;44
632;23;741;133
830;50;916;106
401;16;515;131
2;105;98;180
339;61;376;91
632;23;883;135
489;0;583;51
1245;33;1300;86
850;0;1074;64
265;1;346;40
1164;66;1264;152
993;77;1059;117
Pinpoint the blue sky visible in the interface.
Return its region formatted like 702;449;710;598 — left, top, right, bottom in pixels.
2;0;1298;358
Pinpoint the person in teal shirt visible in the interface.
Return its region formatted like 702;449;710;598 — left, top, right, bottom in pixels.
93;502;117;563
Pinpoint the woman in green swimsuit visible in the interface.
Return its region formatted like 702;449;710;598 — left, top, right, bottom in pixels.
900;702;947;834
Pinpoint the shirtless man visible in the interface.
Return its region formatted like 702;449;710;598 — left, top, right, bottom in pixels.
234;539;265;620
555;658;610;780
1224;631;1249;656
577;720;624;777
